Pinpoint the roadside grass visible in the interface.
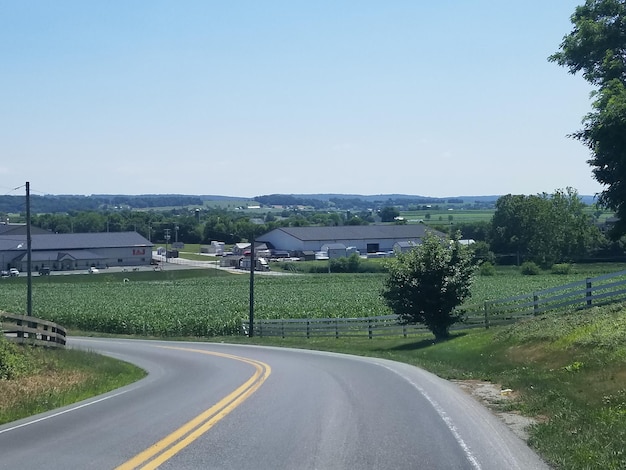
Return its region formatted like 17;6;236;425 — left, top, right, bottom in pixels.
231;303;626;470
0;341;146;425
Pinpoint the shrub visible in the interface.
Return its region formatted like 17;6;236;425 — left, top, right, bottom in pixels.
0;338;30;380
551;263;572;275
520;261;541;275
479;261;496;276
329;253;361;273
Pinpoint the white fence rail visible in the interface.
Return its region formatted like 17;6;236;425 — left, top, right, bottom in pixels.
252;269;626;338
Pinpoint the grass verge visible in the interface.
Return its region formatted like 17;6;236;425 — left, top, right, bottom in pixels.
0;341;146;425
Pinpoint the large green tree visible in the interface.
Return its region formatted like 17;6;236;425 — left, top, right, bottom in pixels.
550;0;626;238
381;232;477;341
489;189;601;266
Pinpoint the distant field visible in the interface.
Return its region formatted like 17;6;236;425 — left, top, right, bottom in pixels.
401;206;614;225
400;209;495;224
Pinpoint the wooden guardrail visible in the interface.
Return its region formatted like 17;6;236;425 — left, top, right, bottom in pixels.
1;312;67;347
251;269;626;338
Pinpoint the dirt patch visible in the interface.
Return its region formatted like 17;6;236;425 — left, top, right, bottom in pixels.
451;379;538;441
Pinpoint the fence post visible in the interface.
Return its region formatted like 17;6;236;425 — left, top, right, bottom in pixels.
368;318;373;339
484;301;489;329
533;293;539;315
307;320;310;339
586;278;593;307
281;320;285;339
16;317;23;339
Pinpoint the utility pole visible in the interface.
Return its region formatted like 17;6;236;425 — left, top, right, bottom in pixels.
164;228;171;262
249;234;255;337
26;182;32;316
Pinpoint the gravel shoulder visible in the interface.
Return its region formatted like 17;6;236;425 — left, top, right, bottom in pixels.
452;379;538;441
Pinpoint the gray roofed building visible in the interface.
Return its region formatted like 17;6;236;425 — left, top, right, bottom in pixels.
0;223;49;236
257;225;443;255
393;240;419;253
0;232;153;272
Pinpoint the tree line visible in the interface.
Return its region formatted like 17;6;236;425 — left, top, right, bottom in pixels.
7;187;616;267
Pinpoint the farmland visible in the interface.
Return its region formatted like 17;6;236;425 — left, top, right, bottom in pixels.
4;265;626;468
2;263;626;337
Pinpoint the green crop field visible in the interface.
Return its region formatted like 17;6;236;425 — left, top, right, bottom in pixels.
2;263;626;338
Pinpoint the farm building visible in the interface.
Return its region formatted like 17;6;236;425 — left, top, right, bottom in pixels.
0;222;48;236
256;225;444;256
393;240;418;253
321;243;348;259
0;231;153;272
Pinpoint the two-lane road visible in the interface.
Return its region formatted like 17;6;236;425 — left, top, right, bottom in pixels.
0;338;549;469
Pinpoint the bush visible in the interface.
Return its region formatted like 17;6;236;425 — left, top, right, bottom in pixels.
275;256;388;274
520;261;541;275
0;338;30;380
329;254;361;273
551;263;573;275
479;261;496;276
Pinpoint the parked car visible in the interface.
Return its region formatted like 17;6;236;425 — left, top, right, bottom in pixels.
0;270;9;278
9;268;19;277
39;267;51;275
88;267;100;274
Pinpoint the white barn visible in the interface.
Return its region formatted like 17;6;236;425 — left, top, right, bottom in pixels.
257;225;443;255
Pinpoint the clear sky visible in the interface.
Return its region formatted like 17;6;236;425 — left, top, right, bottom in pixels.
0;1;604;199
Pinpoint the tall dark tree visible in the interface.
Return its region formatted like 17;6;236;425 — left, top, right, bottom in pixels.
379;206;400;223
550;0;626;238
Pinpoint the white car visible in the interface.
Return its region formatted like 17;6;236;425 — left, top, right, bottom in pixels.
88;267;100;274
9;268;19;277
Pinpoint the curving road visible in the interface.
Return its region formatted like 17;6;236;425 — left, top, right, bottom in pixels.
0;338;549;469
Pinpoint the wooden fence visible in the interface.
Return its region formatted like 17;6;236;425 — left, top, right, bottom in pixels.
1;312;67;347
251;269;626;338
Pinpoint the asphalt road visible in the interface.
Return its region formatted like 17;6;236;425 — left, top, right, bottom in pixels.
0;338;549;470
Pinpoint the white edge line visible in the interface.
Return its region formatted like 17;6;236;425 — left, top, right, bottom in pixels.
377;363;483;470
0;388;131;435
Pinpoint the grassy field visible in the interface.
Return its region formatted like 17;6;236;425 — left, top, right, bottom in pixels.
400;208;495;224
400;205;615;226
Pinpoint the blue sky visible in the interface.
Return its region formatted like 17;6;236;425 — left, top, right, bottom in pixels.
0;1;604;198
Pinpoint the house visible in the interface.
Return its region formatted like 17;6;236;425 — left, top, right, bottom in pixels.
0;231;153;272
257;225;444;256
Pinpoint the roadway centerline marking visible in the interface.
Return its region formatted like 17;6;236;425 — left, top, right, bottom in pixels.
116;346;271;470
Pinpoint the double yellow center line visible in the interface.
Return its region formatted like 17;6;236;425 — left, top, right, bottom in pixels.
116;346;271;470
